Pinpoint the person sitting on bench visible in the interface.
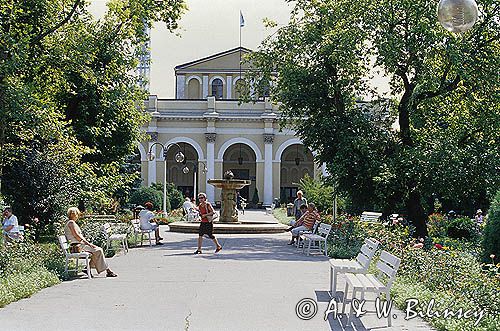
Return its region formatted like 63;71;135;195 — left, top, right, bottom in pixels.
287;203;320;245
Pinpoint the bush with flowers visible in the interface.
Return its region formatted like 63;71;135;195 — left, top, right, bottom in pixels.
0;240;65;307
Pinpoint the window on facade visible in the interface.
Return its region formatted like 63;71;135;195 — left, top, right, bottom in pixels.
258;81;270;100
187;78;200;99
211;78;223;99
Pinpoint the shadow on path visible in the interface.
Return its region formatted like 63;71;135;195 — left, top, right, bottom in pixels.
146;235;331;262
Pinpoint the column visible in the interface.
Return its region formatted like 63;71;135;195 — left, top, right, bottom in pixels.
205;133;216;203
263;134;274;206
147;132;158;186
226;76;232;99
202;75;209;98
176;75;185;99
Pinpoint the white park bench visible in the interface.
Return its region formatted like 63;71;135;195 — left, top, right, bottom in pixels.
329;238;379;297
295;221;321;250
360;211;383;222
58;235;92;279
342;250;401;327
301;223;332;256
102;223;129;254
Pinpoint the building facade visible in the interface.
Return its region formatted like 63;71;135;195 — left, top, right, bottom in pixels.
138;47;325;206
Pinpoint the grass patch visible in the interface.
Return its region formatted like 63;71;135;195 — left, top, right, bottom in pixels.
273;208;294;225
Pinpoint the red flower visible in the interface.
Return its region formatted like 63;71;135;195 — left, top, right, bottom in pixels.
434;243;443;250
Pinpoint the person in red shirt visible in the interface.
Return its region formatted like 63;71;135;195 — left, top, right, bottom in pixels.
194;192;222;254
288;203;320;245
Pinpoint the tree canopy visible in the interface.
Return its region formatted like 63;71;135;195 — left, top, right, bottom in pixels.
0;0;186;230
247;0;500;237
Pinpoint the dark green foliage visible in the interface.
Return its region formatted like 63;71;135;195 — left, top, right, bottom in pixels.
0;0;186;235
482;190;500;263
297;175;333;213
129;186;162;210
252;188;260;205
246;0;500;238
446;217;479;241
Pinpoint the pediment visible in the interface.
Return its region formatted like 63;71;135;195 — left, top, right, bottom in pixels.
175;47;252;72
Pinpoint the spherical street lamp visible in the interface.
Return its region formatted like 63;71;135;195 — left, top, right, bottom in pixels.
437;0;479;33
146;142;185;214
181;161;208;200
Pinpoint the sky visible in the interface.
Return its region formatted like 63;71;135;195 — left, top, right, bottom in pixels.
89;0;390;98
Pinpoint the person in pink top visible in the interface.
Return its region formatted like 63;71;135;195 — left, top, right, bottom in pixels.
194;192;222;254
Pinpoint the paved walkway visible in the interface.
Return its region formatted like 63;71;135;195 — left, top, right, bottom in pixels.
0;211;433;331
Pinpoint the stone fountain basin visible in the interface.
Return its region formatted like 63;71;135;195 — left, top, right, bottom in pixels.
168;220;288;234
207;179;251;190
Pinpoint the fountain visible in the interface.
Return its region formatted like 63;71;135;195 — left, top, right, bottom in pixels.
207;171;251;223
168;170;287;234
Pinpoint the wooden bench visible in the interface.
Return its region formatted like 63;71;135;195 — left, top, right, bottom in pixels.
360;211;382;222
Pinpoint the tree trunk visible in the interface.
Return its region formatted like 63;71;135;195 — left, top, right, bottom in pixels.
407;189;428;238
398;81;429;237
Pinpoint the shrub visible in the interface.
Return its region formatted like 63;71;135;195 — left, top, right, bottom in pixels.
298;175;334;213
427;213;447;238
252;188;259;205
482;190;500;264
150;182;184;211
129;186;162;210
0;241;65;307
446;216;480;241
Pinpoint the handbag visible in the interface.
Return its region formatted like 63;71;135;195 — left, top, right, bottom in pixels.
69;243;82;253
207;212;219;222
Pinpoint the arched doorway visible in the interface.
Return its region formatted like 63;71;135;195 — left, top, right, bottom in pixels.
223;143;256;202
280;144;314;203
165;142;198;198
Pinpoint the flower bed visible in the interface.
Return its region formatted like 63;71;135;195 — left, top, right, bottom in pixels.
0;241;65;307
325;215;499;330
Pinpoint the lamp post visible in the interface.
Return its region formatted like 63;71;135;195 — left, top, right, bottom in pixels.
147;142;185;214
182;161;208;201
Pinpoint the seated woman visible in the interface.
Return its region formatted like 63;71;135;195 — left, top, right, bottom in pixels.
288;203;320;245
64;207;117;277
138;202;163;245
2;207;22;243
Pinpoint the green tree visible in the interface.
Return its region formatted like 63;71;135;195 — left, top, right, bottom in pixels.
298;175;334;213
247;0;500;237
0;0;186;229
129;186;163;210
482;190;500;263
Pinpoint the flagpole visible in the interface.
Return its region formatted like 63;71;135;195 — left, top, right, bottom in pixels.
239;11;242;81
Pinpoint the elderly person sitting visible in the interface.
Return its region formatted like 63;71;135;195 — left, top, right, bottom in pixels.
64;207;117;277
287;203;321;245
2;207;22;243
138;202;163;245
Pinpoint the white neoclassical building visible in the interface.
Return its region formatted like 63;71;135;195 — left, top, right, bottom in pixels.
138;47;325;206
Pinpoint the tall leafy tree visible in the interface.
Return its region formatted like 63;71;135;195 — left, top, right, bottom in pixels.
247;0;500;237
0;0;186;226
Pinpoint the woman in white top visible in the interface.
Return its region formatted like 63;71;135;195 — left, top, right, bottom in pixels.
64;207;117;277
2;207;21;242
138;202;163;245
